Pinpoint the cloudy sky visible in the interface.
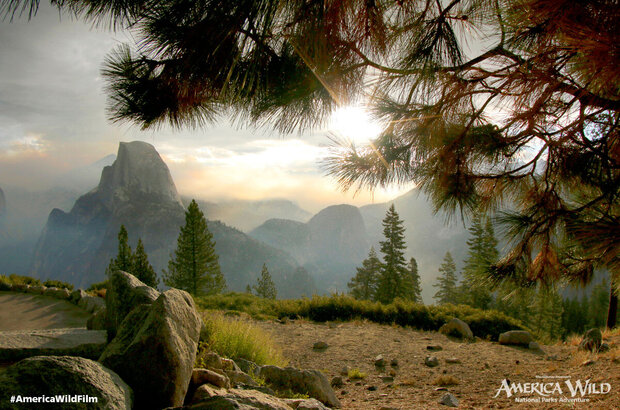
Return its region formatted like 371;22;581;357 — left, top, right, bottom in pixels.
0;4;411;212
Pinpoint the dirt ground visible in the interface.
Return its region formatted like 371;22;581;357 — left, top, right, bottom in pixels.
256;320;619;410
0;291;90;330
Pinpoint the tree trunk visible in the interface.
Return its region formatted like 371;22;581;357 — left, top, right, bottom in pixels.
607;281;618;329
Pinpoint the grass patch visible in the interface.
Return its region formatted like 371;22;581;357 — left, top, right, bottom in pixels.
433;375;459;386
199;312;287;367
196;292;278;320
347;368;367;380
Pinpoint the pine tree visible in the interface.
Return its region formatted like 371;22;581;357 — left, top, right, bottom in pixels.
131;238;158;288
245;284;252;294
408;257;423;304
433;252;458;305
460;215;495;309
254;263;277;299
105;225;133;276
348;247;381;301
375;205;409;304
163;199;226;296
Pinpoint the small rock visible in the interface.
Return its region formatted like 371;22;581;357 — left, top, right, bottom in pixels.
374;355;386;367
439;393;459;407
427;345;443;351
599;343;610;353
498;330;534;346
545;354;559;361
234;358;261;375
425;356;439;367
192;368;231;389
285;398;331;410
191;384;226;403
201;352;223;369
367;385;377;391
313;341;329;351
435;387;448;391
484;362;490;369
380;376;394;383
581;359;596;366
390;358;399;367
225;370;258;387
445;358;461;364
331;376;344;388
439;318;474;340
340;366;349;376
578;328;603;352
389;369;397;377
528;341;545;355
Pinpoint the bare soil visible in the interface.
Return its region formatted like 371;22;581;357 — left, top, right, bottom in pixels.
256;320;619;409
0;291;90;330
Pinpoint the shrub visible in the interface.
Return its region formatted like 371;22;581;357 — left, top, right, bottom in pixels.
196;292;279;320
6;274;42;286
87;280;109;291
347;368;367;380
199;312;287;367
43;279;74;291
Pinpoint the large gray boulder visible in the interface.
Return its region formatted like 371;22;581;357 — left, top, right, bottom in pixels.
259;365;341;408
79;295;105;314
189;388;292;410
99;289;202;409
498;330;533;346
0;356;132;410
105;270;160;340
439;318;474;340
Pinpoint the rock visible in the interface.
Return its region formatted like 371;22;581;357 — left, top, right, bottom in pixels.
190;388;292;409
381;376;394;383
578;328;603;352
44;287;71;300
259;365;341;408
235;357;262;375
599;342;610;353
331;376;344;388
0;328;107;362
226;370;258;387
191;383;227;403
374;354;386;367
105;270;160;340
313;341;329;350
284;397;331;410
498;330;534;346
87;307;107;330
425;356;439;367
0;356;132;410
200;351;224;370
445;358;461;364
427;345;443;351
12;283;30;292
221;357;241;371
79;295;105;314
367;385;377;391
390;358;399;367
528;341;545;355
439;318;474;340
192;368;231;389
26;285;46;295
99;289;202;409
340;366;349;376
439;393;459;407
70;289;88;304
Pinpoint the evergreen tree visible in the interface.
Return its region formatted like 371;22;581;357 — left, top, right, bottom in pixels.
408;257;423;304
375;205;410;304
253;263;277;299
163;199;226;296
460;215;495;309
433;252;458;305
348;247;381;301
105;225;133;276
131;238;158;288
245;284;252;294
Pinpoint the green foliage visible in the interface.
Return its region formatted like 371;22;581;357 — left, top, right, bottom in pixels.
408;257;423;304
1;274;42;286
347;368;367;380
42;279;74;291
106;225;132;276
131;238;158;288
87;280;109;292
164;199;226;296
348;247;381;301
433;252;458;305
195;292;279;320
459;215;496;309
253;264;277;299
199;312;287;366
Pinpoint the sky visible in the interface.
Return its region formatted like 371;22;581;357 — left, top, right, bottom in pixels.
0;4;411;213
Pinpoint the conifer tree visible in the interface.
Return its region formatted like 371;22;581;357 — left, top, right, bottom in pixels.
433;252;458;305
131;238;158;288
163;199;226;296
460;215;495;309
375;205;409;304
408;257;423;304
245;284;252;294
254;263;277;299
348;247;381;301
105;225;133;276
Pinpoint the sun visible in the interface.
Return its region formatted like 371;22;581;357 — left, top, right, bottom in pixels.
329;105;385;145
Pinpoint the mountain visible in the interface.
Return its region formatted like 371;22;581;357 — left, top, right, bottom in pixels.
250;204;368;292
188;197;311;232
31;141;313;298
55;154;117;192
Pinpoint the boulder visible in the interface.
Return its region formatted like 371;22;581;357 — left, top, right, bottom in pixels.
79;295;105;314
0;328;107;361
226;370;259;387
191;384;227;403
578;328;603;352
259;365;341;408
99;289;202;409
70;289;88;304
0;356;132;410
440;318;474;340
190;388;291;410
26;285;46;295
374;354;386;367
87;308;107;330
11;283;30;292
439;392;459;407
44;287;71;300
199;351;224;370
221;357;241;371
498;330;533;346
425;356;439;367
235;357;262;375
105;270;160;340
284;398;331;409
192;368;231;389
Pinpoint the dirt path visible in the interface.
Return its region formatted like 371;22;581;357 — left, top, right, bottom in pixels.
256;320;619;409
0;291;90;330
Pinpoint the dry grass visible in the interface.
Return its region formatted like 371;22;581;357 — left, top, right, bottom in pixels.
602;327;620;339
569;350;597;367
432;375;459;386
347;368;367;380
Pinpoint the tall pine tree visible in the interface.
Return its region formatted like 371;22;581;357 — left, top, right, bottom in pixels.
105;225;133;276
163;199;226;296
460;215;495;309
348;247;381;301
433;252;458;305
132;238;158;288
408;257;423;304
254;263;277;299
375;205;410;304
